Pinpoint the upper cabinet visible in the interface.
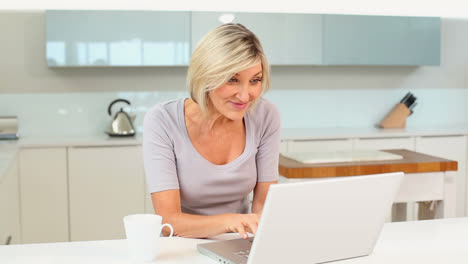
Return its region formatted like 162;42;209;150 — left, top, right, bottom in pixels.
323;15;441;65
45;11;440;67
191;12;323;65
46;10;191;67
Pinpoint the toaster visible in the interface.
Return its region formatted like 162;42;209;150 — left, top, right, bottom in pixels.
0;116;19;140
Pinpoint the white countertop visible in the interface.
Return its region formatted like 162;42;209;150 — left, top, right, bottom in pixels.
17;134;142;148
8;124;468;148
1;217;467;264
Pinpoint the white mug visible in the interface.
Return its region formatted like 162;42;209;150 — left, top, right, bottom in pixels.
123;214;174;263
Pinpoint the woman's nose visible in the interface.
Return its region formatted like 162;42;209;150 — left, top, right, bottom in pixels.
237;84;250;102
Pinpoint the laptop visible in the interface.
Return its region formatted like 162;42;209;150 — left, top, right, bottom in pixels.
197;172;404;264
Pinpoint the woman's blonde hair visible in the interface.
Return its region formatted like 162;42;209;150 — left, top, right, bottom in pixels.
187;23;271;113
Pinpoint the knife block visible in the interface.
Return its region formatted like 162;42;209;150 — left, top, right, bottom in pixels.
378;103;411;128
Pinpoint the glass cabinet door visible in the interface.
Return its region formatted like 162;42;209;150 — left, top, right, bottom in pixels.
191;12;323;65
46;11;440;67
323;15;440;65
46;10;191;67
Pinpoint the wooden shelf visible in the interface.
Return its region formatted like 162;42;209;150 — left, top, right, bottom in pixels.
279;149;458;179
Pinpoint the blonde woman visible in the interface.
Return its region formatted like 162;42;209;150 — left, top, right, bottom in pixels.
143;23;280;239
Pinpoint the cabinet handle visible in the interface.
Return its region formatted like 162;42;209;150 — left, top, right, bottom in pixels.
5;236;12;245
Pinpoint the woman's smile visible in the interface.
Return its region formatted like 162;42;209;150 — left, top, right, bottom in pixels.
229;101;249;110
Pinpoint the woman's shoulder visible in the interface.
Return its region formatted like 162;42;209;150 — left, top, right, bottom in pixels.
143;98;185;129
250;98;280;122
248;98;281;132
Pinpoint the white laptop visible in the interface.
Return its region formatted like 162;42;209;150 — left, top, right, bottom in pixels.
197;172;404;264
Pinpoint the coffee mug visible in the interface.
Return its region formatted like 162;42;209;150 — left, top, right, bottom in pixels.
123;214;174;263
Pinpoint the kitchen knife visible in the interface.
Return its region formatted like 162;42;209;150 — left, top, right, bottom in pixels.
406;95;417;109
400;92;412;104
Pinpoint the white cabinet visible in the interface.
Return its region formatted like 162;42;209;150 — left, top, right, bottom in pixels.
415;136;467;217
288;139;353;153
145;191;154;214
19;148;68;243
0;158;20;245
288;137;414;153
354;137;415;151
144;173;154;214
279;141;288;153
68;146;145;241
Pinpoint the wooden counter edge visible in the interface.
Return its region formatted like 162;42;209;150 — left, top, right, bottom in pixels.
279;149;458;179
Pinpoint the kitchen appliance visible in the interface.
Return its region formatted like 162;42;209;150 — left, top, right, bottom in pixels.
0;116;19;140
106;99;136;137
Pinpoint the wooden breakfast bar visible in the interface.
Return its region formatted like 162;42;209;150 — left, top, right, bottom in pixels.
279;149;458;221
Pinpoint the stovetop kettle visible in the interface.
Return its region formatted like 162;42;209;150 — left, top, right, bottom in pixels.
106;99;135;137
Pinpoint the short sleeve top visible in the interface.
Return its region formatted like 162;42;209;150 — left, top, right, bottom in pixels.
143;97;281;215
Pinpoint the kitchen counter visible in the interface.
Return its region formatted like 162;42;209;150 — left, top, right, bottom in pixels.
2;124;468;182
10;124;468;148
17;134;142;148
279;149;458;178
279;149;458;220
1;218;468;264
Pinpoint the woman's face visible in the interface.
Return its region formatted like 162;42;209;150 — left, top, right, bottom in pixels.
208;63;263;121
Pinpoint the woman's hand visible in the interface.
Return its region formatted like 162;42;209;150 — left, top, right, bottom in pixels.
225;213;260;239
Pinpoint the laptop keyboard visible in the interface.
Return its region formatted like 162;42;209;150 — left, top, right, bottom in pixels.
234;249;250;259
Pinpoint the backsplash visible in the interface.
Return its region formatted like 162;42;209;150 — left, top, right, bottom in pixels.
1;88;467;137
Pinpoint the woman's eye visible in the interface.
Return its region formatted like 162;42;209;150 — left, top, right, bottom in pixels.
228;78;238;83
251;78;262;84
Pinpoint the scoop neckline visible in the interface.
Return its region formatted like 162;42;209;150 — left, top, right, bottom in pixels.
178;98;252;170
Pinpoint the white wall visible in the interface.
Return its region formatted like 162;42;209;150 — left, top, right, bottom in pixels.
1;11;468;136
2;0;467;18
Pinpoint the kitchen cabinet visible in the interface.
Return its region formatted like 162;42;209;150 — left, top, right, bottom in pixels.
288;139;353;153
144;172;155;214
46;10;191;66
191;12;323;65
68;145;145;241
46;10;440;67
279;141;288;153
19;148;68;243
323;15;440;65
145;191;154;214
354;137;415;151
0;158;20;245
415;136;467;217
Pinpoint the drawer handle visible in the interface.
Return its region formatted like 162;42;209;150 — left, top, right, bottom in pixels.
5;236;12;245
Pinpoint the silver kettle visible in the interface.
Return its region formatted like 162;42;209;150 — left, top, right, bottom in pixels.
106;99;136;137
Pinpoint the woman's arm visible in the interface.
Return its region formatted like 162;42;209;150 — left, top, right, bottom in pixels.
251;181;277;214
152;190;260;239
252;101;281;214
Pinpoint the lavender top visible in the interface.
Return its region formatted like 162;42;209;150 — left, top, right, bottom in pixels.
143;97;280;215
